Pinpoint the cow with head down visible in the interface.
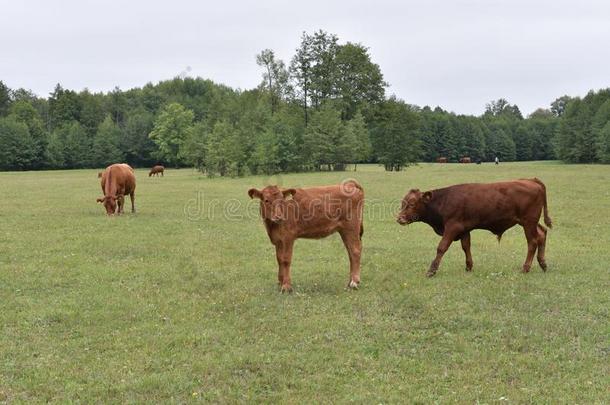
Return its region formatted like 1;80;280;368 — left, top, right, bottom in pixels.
248;180;364;293
397;178;552;276
97;163;136;215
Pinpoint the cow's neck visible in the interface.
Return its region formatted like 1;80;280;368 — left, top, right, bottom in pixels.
104;171;117;197
421;192;446;234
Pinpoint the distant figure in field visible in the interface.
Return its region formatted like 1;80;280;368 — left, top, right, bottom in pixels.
97;163;136;215
97;171;103;178
149;165;165;177
495;156;499;165
437;157;448;163
248;180;364;293
475;158;482;165
396;178;552;276
459;157;471;163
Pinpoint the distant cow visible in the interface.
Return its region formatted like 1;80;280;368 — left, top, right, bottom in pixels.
97;163;136;215
459;157;472;163
397;178;552;276
149;165;164;177
248;180;365;292
437;157;448;163
97;172;103;178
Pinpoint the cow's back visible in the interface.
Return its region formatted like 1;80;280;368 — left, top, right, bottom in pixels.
101;163;136;195
286;182;364;239
438;180;545;232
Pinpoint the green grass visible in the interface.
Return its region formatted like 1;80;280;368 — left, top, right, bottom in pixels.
1;162;609;403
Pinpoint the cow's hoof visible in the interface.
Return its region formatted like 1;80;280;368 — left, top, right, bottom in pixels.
539;262;547;271
426;270;437;278
347;280;359;289
280;284;293;294
465;267;473;272
521;266;531;273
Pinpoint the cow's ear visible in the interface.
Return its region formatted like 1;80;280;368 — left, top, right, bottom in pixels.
97;197;105;203
282;188;296;199
248;188;262;199
422;191;432;203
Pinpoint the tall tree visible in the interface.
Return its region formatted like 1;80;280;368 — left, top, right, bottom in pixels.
0;116;36;170
92;116;124;167
149;102;194;166
0;81;11;116
256;49;291;114
370;98;420;171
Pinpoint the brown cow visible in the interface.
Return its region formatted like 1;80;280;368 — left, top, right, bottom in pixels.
248;181;365;293
149;165;164;177
97;163;136;215
459;157;471;163
97;171;103;178
437;157;448;163
397;178;552;276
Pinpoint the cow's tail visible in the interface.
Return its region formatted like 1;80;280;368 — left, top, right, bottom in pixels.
532;178;552;229
360;222;364;240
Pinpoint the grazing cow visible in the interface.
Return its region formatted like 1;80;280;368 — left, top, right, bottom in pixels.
97;171;103;178
149;165;165;177
437;157;448;163
248;180;365;292
459;157;472;163
397;178;552;276
97;163;136;215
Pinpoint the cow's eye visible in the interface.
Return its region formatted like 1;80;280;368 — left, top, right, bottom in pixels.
264;199;270;204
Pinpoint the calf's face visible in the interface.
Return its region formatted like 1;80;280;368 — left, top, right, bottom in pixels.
248;186;296;224
397;189;431;225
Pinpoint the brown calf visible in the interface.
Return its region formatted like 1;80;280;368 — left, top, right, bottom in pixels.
97;163;136;215
149;165;164;177
248;181;364;292
397;178;552;276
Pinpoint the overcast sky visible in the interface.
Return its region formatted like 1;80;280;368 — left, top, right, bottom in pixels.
1;0;609;115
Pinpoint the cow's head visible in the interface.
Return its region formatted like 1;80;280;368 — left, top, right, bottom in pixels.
248;186;296;224
97;195;119;215
397;189;431;225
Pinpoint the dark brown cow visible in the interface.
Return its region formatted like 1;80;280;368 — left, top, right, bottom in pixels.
97;163;136;215
459;157;472;163
397;178;552;276
248;181;364;292
437;157;448;163
149;165;164;177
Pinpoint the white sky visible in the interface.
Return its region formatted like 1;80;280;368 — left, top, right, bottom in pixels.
1;0;609;115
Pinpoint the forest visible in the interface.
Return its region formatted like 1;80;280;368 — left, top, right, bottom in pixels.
1;30;609;174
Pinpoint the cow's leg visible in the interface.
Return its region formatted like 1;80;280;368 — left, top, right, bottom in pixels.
340;229;362;289
275;240;294;293
117;195;124;214
427;229;459;277
461;232;473;271
130;192;135;213
536;224;547;271
522;224;538;273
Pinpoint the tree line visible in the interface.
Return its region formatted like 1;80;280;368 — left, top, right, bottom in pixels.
1;30;609;173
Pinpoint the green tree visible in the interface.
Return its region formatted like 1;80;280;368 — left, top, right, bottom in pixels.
204;121;245;177
0;116;36;170
334;43;386;119
92;116;124;167
256;49;291;114
9;100;47;168
0;81;11;116
149;102;194;166
344;112;372;170
370;98;420;171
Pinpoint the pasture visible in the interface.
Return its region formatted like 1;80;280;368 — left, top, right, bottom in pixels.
1;162;608;403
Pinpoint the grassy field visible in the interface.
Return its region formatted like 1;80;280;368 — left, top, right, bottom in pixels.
1;162;609;403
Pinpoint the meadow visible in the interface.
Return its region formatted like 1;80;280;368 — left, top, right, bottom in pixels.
0;162;608;403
